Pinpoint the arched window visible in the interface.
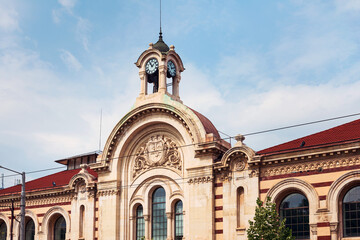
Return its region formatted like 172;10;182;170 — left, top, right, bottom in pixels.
174;200;183;240
25;218;35;240
343;185;360;237
237;187;244;228
136;205;145;240
54;216;66;240
0;220;6;240
152;187;167;240
280;193;309;239
79;205;85;238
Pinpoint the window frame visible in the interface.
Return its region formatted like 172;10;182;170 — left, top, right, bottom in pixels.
279;192;310;240
341;184;360;238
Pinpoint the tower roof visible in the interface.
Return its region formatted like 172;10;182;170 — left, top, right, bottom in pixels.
153;32;169;54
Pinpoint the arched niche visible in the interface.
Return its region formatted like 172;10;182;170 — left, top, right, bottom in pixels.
41;206;71;240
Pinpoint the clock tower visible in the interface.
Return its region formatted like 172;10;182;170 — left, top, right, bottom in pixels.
135;32;184;106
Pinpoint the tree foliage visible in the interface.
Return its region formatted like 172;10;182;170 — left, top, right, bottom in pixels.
247;197;295;240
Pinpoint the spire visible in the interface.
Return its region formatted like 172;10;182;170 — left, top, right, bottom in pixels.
153;0;169;53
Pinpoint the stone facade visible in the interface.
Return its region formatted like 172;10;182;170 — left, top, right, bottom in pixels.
0;37;360;240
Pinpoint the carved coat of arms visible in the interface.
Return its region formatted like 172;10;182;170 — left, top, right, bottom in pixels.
133;135;181;178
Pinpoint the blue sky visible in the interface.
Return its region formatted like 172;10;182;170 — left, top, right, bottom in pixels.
1;0;360;187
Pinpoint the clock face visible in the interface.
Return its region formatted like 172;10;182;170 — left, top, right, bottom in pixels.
145;58;159;75
167;60;176;77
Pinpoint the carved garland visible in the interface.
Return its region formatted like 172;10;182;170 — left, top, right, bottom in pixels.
133;135;182;178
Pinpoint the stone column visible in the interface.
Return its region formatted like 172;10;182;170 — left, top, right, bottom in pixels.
144;214;150;240
310;224;317;240
129;216;134;240
330;222;338;240
158;65;167;94
166;212;173;240
139;71;147;96
173;75;180;98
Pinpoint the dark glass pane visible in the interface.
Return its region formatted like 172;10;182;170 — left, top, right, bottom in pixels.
0;222;7;240
152;188;167;240
54;216;66;240
343;186;360;237
280;193;309;209
25;219;35;240
136;205;145;240
280;193;309;239
344;186;360;203
175;201;183;240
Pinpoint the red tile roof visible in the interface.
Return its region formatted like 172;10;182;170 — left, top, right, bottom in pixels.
0;168;97;196
189;108;221;139
257;119;360;156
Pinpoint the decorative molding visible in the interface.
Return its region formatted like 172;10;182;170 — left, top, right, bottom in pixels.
97;189;121;196
187;176;213;184
329;222;338;233
310;224;317;236
261;156;360;178
100;103;206;163
133;135;181;178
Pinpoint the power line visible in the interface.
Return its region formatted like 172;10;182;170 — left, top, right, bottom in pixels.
243;112;360;136
1;112;359;180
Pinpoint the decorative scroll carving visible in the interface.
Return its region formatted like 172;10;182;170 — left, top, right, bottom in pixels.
133;135;181;178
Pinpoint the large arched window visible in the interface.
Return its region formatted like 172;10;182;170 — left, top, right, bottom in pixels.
25;218;35;240
54;216;66;240
343;185;360;237
0;220;6;240
152;187;167;240
280;193;309;239
136;205;145;240
174;200;183;240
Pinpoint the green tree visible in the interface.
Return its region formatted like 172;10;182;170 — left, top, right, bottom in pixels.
247;197;294;240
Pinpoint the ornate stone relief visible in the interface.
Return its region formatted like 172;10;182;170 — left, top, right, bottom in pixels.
234;159;246;171
133;135;182;178
261;157;360;177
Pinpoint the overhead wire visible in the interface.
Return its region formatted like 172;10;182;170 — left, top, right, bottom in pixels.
0;112;359;187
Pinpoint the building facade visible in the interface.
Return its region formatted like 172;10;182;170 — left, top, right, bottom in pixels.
0;35;360;240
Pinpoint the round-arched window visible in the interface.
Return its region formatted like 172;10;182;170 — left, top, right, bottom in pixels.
25;218;35;240
54;216;66;240
343;186;360;237
280;193;309;239
152;187;167;240
0;220;6;240
136;205;145;240
174;200;183;240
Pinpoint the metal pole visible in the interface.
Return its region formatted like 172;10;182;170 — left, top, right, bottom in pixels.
20;172;25;240
0;166;25;240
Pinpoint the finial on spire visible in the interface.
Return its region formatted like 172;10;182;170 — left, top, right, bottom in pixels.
159;0;162;37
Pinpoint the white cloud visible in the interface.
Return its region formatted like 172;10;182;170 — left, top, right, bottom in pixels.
335;0;360;12
52;9;61;23
181;64;225;113
0;2;19;31
76;17;91;51
58;0;77;11
59;49;82;71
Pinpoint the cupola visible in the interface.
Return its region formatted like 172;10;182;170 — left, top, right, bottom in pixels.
135;32;185;104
